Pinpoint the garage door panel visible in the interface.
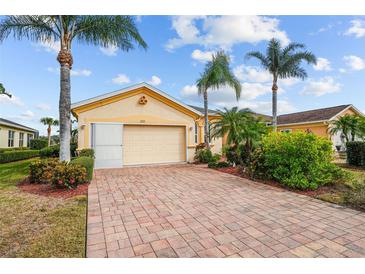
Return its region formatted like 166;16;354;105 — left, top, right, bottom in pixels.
123;125;185;165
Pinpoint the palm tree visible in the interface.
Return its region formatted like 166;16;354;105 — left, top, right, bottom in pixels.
245;38;317;131
196;51;241;149
40;117;59;146
0;83;11;97
329;115;360;143
211;107;268;165
0;16;147;161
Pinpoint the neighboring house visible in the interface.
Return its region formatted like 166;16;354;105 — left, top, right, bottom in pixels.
71;82;223;169
0;118;38;148
276;104;364;150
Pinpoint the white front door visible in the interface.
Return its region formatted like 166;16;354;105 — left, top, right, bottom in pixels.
92;123;123;169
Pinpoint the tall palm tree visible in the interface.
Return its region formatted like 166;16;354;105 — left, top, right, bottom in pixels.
0;83;11;97
245;38;317;131
0;16;147;161
329;114;360;143
196;51;241;149
40;117;59;146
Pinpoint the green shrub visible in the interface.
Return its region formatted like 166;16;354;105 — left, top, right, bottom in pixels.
40;145;60;158
78;148;95;158
0;147;29;153
71;156;94;181
0;150;39;163
29;138;48;150
29;158;59;183
258;132;344;190
52;163;87;189
194;146;220;164
208;161;231;169
346;141;365;166
207;161;218;168
29;158;87;189
216;161;230;168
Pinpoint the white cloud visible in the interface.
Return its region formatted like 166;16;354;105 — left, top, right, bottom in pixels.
166;15;290;51
70;69;92;77
300;77;342;97
233;65;299;87
0;94;24;107
112;74;130;85
99;44;118;56
345;19;365;38
35;40;60;53
191;49;214;63
343;55;365;71
147;75;162;86
6;110;36;122
36;103;51;111
234;65;272;83
313;57;332;71
47;67;92;77
237;100;296;115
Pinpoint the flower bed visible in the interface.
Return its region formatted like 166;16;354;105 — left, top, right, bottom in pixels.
18;178;89;198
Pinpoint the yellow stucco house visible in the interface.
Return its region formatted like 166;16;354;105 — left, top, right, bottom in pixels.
276;104;364;149
0;118;38;148
71;83;222;168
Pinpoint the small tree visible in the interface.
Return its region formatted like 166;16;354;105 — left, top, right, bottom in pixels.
40;117;59;146
329;115;360;143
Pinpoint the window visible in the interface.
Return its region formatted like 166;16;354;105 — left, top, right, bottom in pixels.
194;123;198;143
8;130;15;147
19;132;24;147
280;129;292;133
27;133;33;147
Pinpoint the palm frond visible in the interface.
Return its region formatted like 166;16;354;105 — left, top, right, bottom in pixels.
0;16;59;42
245;51;270;69
74;16;147;50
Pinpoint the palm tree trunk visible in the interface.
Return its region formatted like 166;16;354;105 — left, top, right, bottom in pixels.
203;90;210;149
47;126;51;146
59;61;71;162
272;80;278;132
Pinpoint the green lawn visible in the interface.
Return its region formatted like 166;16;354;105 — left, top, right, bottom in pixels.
316;164;365;209
0;159;87;258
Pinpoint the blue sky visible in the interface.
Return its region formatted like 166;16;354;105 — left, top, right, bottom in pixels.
1;15;365;135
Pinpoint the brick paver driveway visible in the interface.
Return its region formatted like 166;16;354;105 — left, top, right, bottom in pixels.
87;165;365;258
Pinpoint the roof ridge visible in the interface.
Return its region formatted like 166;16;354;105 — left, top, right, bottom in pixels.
278;104;351;117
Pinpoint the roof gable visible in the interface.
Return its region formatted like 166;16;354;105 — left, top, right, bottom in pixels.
71;83;203;118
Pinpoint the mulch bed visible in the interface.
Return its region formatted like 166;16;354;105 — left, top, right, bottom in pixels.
216;166;335;198
17;178;89;199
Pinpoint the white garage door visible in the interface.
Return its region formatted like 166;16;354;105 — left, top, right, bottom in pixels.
92;123;123;169
123;125;186;165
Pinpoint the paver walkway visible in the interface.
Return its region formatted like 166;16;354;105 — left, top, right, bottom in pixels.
87;165;365;258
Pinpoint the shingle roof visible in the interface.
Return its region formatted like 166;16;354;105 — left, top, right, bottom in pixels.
277;104;352;125
188;105;219;115
0;118;38;132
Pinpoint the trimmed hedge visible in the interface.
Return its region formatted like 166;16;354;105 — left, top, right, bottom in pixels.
347;141;365;166
0;147;29;153
40;145;59;158
29;139;48;150
39;143;78;158
0;150;39;163
71;156;94;181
